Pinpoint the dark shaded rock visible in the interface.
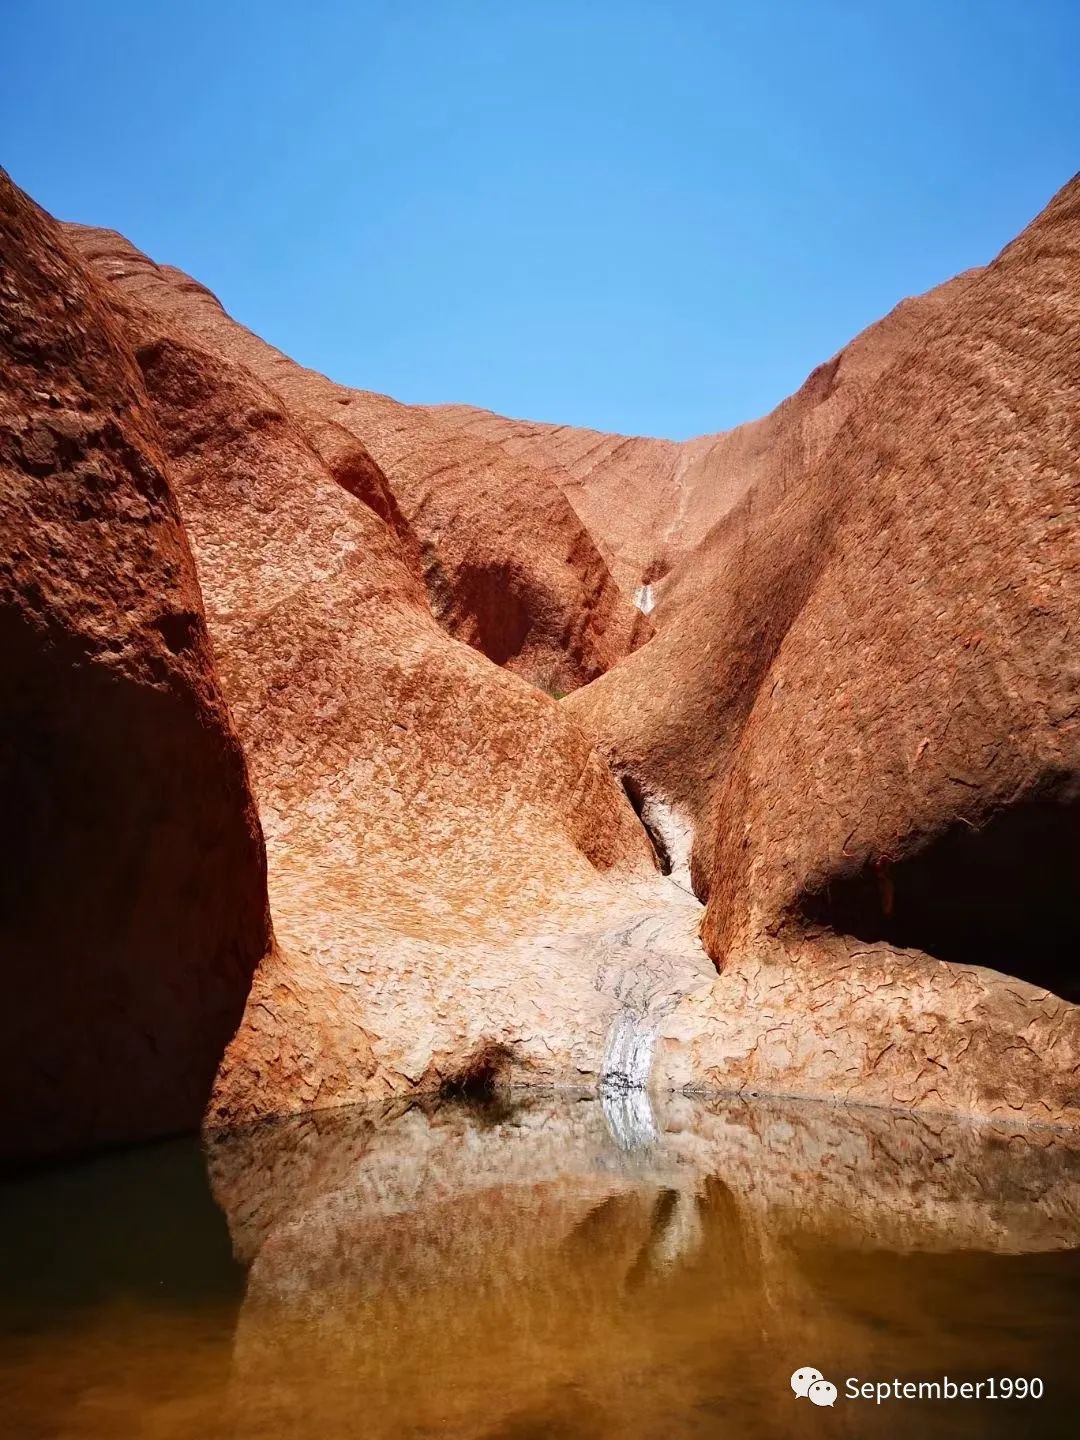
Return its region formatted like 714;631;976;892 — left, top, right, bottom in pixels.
0;171;270;1163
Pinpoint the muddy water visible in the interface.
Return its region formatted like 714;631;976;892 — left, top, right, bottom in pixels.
2;1092;1080;1439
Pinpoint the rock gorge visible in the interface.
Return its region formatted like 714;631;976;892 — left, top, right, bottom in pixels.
2;167;1078;1162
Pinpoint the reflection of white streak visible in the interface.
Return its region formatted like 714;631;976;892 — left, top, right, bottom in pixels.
633;582;655;615
652;1190;704;1268
600;1008;659;1149
600;1084;658;1151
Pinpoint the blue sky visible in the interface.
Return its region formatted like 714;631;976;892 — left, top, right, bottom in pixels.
3;1;1078;439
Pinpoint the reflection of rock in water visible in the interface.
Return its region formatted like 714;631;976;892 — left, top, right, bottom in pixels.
600;1083;657;1151
207;1096;1080;1440
668;1097;1080;1255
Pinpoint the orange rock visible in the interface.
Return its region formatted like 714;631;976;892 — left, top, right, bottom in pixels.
0;172;269;1163
6;161;1079;1146
67;225;650;698
65;222;707;1127
702;173;1080;977
426;271;977;626
576;174;1080;1123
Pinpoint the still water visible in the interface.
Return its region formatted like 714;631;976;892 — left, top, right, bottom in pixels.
2;1091;1080;1439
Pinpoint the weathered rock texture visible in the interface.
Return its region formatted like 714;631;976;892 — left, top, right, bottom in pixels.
0;173;269;1162
64;222;708;1129
65;228;650;697
5;164;1078;1148
427;271;976;623
573;174;1080;1124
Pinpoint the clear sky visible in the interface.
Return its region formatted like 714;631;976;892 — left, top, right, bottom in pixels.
3;1;1078;440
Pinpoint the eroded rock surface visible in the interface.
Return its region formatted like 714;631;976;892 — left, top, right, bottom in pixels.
427;271;975;622
0;172;269;1162
66;226;650;697
62;221;710;1127
4;162;1077;1146
572;174;1080;1124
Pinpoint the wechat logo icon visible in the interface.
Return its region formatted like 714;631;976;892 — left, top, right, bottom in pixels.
791;1368;838;1407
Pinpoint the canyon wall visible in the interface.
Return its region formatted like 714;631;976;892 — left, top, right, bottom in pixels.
427;269;977;621
572;174;1080;1123
63;220;709;1128
0;173;270;1162
2;164;1078;1153
66;227;650;698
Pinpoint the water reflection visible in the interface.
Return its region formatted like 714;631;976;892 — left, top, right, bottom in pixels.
206;1093;1080;1439
3;1094;1080;1438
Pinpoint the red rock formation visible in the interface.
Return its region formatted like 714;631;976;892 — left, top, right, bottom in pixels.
423;411;682;602
65;222;707;1127
0;172;270;1163
703;174;1080;960
65;227;650;697
7;160;1078;1143
427;273;977;622
559;283;984;887
576;174;1080;1123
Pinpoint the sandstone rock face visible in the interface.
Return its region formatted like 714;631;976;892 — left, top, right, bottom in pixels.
573;174;1080;1124
6;163;1076;1145
702;180;1080;969
427;272;976;623
66;227;649;697
65;222;709;1128
0;173;269;1162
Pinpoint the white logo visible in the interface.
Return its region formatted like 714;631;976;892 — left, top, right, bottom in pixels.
791;1368;838;1407
791;1368;823;1398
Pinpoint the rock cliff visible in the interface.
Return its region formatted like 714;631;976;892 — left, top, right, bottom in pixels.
2;164;1078;1153
571;173;1080;1122
62;220;707;1128
0;173;269;1162
66;227;650;697
427;269;977;623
